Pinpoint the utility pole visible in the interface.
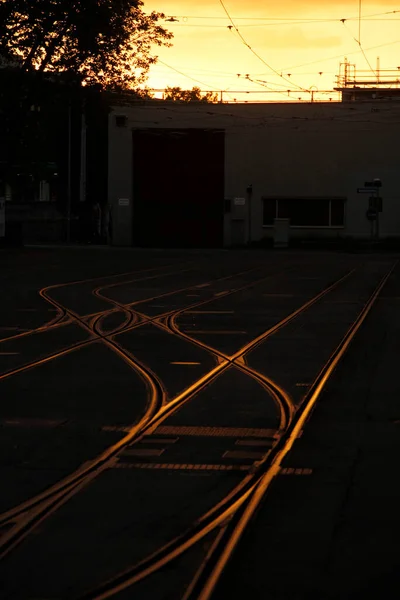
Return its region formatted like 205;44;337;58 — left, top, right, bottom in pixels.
66;98;72;244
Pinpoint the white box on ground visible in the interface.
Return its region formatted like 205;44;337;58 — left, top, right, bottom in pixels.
273;218;290;248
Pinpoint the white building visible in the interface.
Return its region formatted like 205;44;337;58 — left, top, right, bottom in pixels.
108;100;400;248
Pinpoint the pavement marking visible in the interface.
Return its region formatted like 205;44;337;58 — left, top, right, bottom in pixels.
263;294;294;298
112;462;250;471
139;437;178;444
223;450;265;460
187;294;200;297
186;310;235;314
170;361;201;366
235;439;274;447
102;425;131;433
155;426;277;438
122;448;165;457
326;300;358;304
0;418;64;427
280;467;313;475
0;352;20;356
215;291;229;297
195;283;210;288
184;330;247;334
296;383;311;387
0;327;28;331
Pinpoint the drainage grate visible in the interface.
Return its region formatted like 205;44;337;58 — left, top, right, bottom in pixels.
155;426;277;438
112;462;250;471
280;467;313;475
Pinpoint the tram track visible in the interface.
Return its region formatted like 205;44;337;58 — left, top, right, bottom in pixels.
76;262;396;600
0;261;362;590
0;260;196;345
0;262;291;555
0;262;268;380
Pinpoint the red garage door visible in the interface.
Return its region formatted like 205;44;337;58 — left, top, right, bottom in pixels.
132;128;225;248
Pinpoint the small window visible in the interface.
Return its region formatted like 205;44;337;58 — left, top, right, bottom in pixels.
115;115;127;127
289;199;329;226
262;197;345;227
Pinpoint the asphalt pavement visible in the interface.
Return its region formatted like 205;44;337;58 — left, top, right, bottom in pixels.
0;247;399;599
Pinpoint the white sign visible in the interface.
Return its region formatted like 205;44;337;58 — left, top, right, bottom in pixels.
0;197;5;238
234;197;246;206
357;188;376;194
118;198;130;206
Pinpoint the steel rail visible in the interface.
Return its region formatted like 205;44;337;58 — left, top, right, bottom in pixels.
192;262;397;600
0;264;290;552
0;265;358;575
0;265;265;380
72;269;368;600
0;260;194;344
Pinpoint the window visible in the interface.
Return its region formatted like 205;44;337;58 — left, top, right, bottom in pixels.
115;115;127;127
262;197;345;227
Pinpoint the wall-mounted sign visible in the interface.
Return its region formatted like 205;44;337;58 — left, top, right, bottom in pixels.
118;198;130;206
234;197;245;206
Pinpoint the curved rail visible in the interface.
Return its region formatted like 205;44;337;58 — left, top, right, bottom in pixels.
0;260;193;344
71;269;373;599
0;263;360;592
191;262;397;600
76;263;396;600
0;264;285;551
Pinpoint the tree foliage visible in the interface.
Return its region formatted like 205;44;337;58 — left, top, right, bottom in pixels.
164;86;219;103
0;0;172;90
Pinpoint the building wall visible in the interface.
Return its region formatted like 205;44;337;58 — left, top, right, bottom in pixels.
108;101;400;246
108;115;133;246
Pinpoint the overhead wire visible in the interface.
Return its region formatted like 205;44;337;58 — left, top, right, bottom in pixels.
244;76;299;100
218;0;307;92
340;19;377;76
167;9;400;23
156;60;239;101
280;37;400;72
154;6;400;104
156;59;221;91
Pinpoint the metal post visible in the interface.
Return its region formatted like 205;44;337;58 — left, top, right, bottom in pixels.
376;188;380;241
370;217;374;252
246;184;253;245
66;99;72;244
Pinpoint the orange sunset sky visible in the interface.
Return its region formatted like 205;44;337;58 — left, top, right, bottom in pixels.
144;0;400;102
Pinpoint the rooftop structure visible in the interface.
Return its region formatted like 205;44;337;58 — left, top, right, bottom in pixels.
335;58;400;102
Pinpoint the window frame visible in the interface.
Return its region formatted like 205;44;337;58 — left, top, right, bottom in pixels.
262;196;346;229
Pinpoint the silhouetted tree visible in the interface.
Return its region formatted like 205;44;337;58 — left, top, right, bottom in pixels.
0;1;171;206
0;0;172;90
164;86;219;103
